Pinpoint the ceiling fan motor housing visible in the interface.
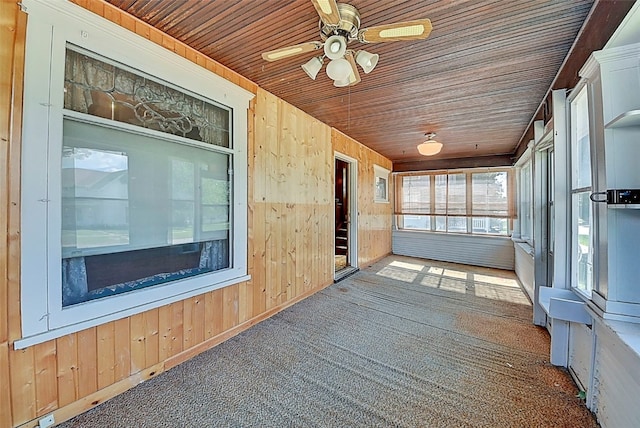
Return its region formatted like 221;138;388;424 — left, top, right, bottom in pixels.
320;3;361;42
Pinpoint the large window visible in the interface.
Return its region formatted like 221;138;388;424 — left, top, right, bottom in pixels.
570;86;593;295
61;49;233;307
19;1;253;346
395;168;513;235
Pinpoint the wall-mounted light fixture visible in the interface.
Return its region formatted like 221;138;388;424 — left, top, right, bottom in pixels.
417;132;443;156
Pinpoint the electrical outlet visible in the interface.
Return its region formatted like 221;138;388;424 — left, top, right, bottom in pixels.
39;414;55;428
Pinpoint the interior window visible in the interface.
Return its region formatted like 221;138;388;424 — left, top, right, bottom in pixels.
61;119;231;306
60;47;233;306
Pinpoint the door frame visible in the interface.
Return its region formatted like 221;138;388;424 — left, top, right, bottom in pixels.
334;151;358;271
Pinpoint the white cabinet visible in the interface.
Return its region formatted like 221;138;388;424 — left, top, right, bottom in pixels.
584;43;640;127
580;43;640;321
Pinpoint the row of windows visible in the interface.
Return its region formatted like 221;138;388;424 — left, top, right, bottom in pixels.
394;169;513;235
515;85;593;297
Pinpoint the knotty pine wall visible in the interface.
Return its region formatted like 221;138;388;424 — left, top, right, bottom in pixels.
0;1;392;426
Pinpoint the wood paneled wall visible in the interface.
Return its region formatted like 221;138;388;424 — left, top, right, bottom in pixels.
333;130;393;268
0;1;391;427
251;88;334;314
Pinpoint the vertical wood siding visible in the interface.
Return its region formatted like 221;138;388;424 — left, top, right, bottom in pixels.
0;1;392;426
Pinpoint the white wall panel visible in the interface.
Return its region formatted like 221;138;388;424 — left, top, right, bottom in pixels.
594;322;640;428
568;322;593;392
392;230;514;270
514;242;535;301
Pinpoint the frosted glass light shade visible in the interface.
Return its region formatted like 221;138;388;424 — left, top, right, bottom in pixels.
326;58;351;81
417;141;443;156
301;56;323;80
334;77;350;87
355;50;379;73
323;35;347;60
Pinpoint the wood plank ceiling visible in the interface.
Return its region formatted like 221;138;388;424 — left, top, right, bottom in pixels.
105;0;613;170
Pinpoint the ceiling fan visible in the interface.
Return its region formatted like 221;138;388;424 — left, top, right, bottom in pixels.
261;0;432;87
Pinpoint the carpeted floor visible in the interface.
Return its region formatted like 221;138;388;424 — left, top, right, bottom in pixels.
60;255;597;428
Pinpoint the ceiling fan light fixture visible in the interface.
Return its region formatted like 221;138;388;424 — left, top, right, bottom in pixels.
355;50;379;73
302;56;324;80
323;35;347;60
326;58;351;81
261;4;434;88
417;132;443;156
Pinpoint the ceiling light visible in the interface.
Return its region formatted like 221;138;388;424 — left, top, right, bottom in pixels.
355;50;379;74
326;58;351;81
417;132;443;156
323;35;347;60
301;56;324;80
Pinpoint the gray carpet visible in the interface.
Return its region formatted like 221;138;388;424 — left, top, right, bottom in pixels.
60;256;597;428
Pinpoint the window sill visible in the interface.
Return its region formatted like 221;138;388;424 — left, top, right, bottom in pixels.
582;296;640;360
539;287;591;324
604;319;640;360
395;229;512;240
14;274;250;350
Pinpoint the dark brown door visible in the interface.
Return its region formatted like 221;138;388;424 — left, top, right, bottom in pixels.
335;159;349;265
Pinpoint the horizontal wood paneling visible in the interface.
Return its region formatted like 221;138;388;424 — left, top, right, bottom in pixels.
1;2;392;426
393;230;514;270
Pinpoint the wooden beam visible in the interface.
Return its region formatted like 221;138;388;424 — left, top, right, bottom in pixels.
393;154;514;172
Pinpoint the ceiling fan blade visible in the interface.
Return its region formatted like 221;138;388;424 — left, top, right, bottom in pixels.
345;51;361;86
335;51;361;87
310;0;341;26
358;18;432;43
261;42;322;62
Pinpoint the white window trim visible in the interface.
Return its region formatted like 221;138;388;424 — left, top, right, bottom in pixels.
373;164;390;203
17;0;254;349
567;82;594;299
514;145;534;246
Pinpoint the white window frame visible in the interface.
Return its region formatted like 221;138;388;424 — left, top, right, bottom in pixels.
568;83;594;298
514;145;534;246
17;0;254;348
395;167;513;235
373;164;390;203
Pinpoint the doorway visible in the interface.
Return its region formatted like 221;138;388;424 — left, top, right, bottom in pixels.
334;154;358;281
